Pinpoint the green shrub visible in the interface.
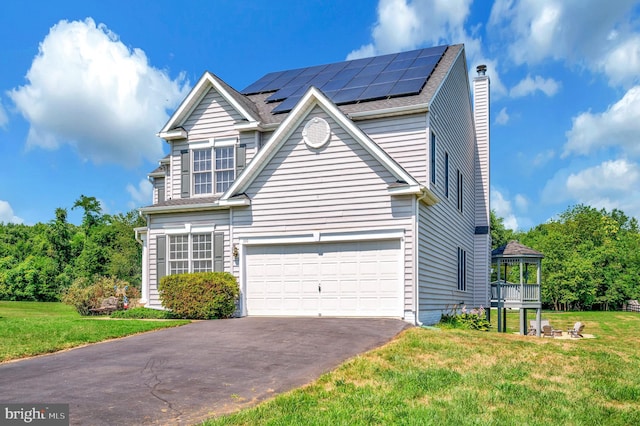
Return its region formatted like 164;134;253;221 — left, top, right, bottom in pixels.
61;276;140;315
439;305;491;331
159;272;239;319
110;307;177;319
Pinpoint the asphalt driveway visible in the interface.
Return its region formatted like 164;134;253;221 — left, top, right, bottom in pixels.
0;317;409;425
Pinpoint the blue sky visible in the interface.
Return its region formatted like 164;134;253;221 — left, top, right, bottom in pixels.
1;1;639;230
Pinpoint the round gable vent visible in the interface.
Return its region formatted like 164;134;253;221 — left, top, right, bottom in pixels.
302;117;331;149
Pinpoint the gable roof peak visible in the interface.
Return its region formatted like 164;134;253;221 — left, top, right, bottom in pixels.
158;71;261;139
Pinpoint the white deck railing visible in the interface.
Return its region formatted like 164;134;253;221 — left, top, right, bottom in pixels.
490;281;540;303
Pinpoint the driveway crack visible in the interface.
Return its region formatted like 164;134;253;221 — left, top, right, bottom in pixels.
141;358;183;419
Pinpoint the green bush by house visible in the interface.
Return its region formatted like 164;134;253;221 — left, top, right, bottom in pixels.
159;272;239;319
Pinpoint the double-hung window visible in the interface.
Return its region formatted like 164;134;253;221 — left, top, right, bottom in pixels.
193;149;213;195
457;169;463;213
215;147;235;193
192;234;212;272
167;232;223;275
457;247;467;291
169;235;189;274
430;132;436;185
182;138;240;197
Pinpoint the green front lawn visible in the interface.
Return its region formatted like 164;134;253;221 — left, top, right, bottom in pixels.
206;311;640;425
0;301;189;362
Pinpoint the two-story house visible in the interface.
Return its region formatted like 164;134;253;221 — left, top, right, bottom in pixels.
135;43;490;325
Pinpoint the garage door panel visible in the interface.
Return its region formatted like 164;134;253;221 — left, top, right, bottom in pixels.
245;239;402;317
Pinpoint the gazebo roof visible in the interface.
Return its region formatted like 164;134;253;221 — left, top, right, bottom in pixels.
492;240;544;259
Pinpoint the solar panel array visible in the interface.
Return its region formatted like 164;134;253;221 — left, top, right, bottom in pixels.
241;45;448;114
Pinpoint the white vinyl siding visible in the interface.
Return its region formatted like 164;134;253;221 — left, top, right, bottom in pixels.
234;106;415;313
357;114;428;183
417;49;477;324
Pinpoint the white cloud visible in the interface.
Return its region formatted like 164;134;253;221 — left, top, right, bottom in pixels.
532;149;555;167
8;18;189;168
126;179;153;208
491;187;519;230
347;0;473;58
542;159;640;218
495;107;509;125
0;102;8;128
515;194;529;211
563;86;640;158
346;0;508;96
510;75;560;98
489;0;640;87
0;200;23;224
566;159;640;198
599;34;640;87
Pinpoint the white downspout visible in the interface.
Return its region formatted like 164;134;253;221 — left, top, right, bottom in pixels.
414;189;429;326
134;224;149;306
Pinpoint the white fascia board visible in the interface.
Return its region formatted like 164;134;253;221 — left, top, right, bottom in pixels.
387;184;423;196
138;202;229;215
159;72;260;136
158;128;188;140
222;86;420;199
159;72;211;135
234;121;265;132
218;197;251;207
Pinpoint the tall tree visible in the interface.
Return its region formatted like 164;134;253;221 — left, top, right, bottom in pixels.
72;195;102;230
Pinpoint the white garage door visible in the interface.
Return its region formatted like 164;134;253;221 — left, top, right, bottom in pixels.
245;239;402;317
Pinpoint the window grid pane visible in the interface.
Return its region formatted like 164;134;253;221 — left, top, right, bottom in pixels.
215;147;235;193
192;234;212;272
193;149;212;194
169;235;189;275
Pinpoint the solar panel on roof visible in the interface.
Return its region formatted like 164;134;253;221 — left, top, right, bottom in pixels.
271;95;303;114
356;82;396;101
331;86;367;104
241;44;448;113
389;78;425;95
372;69;406;84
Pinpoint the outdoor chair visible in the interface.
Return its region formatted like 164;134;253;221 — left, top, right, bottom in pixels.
568;322;584;338
528;319;550;336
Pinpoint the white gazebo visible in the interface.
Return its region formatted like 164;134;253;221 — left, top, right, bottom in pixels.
490;241;544;336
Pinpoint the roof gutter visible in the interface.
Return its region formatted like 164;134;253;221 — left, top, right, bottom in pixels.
138;197;250;215
347;103;430;121
157;128;188;140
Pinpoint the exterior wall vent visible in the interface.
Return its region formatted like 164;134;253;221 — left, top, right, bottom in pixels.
302;117;331;149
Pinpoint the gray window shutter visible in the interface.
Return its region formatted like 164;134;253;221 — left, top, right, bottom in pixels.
157;235;166;281
157;178;165;204
213;232;224;272
180;150;190;198
236;144;246;175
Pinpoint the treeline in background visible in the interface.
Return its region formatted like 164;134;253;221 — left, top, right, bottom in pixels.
0;195;144;301
1;196;639;311
492;204;640;311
